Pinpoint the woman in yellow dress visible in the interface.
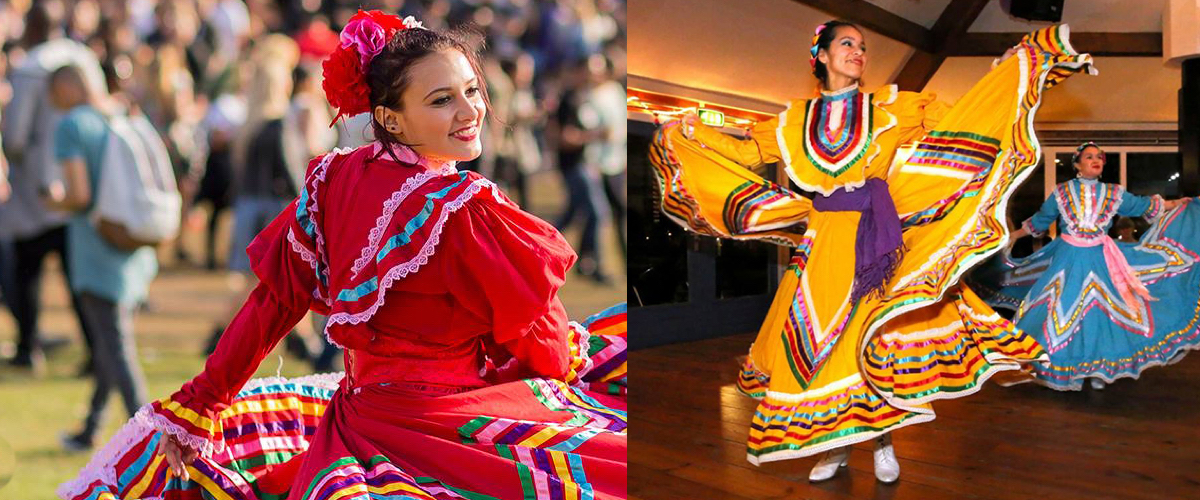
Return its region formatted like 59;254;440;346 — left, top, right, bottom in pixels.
650;21;1096;483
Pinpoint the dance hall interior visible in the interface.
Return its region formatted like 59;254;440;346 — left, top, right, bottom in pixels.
628;0;1200;498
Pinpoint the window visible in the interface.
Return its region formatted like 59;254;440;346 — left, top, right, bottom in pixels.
1042;146;1179;194
628;123;689;307
1126;152;1182;198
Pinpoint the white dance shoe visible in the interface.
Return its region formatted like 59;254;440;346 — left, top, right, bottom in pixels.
1090;377;1106;390
808;446;850;482
873;434;900;483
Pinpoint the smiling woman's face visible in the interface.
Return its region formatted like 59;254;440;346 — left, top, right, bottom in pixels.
818;25;867;85
391;48;487;162
1075;146;1105;179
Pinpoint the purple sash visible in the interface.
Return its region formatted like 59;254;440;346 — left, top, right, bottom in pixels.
812;178;905;302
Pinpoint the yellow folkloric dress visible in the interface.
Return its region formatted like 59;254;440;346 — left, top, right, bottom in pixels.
650;25;1094;464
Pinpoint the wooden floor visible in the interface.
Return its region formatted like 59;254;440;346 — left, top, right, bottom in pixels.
630;333;1200;500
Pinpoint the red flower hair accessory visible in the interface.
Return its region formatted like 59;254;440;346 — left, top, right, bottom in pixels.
322;10;425;125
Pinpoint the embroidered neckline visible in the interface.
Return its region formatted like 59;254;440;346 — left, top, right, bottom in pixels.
1056;179;1122;237
820;83;859;98
800;90;873;178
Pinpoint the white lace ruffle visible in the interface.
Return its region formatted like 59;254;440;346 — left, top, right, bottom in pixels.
56;372;347;500
351;166;458;277
567;321;594;386
326;178;498;327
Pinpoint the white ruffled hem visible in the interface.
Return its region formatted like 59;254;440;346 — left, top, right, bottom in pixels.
56;372;346;500
1030;338;1200;392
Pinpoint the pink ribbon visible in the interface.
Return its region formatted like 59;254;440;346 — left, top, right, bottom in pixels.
1060;234;1153;310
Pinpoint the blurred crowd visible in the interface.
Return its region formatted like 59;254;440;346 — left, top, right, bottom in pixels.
0;0;625;444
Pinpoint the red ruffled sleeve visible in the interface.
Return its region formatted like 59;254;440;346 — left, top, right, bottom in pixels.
441;191;578;381
137;154;334;456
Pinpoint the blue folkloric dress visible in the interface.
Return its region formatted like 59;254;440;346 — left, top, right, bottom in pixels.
971;177;1200;390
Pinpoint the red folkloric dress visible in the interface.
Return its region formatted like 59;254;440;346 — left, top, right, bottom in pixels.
59;143;628;500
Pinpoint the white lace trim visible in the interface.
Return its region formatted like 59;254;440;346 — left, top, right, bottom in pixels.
237;372;345;394
55;407;214;500
287;227;320;271
747;414;933;465
820;83;860;97
307;148;353;304
135;407;222;454
56;372;346;500
1032;340;1200;391
286;227;330;304
567;321;594;386
56;411;157;500
774;86;897;197
351;166;458;277
326;178;498;328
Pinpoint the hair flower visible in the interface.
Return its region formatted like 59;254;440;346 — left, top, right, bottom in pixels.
340;16;388;67
322;10;423;124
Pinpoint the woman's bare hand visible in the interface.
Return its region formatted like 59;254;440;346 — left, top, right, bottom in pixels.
993;46;1019;69
998;46;1018;64
156;433;199;481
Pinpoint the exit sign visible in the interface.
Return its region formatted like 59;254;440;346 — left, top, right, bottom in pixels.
698;109;725;127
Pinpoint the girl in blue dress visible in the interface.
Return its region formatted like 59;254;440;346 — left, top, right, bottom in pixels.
973;142;1200;390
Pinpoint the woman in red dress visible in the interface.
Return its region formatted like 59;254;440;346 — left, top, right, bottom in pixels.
58;11;626;500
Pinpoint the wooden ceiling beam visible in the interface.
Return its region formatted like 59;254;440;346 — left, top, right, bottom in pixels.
789;0;935;53
893;51;945;92
928;0;992;43
794;2;1163;90
948;32;1163;57
894;0;990;91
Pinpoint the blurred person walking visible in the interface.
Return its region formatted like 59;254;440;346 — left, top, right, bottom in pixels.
186;92;245;269
42;64;157;450
0;3;107;374
552;56;610;284
281;64;337;199
586;53;625;261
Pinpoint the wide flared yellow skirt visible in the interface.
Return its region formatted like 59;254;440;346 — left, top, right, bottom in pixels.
651;25;1095;464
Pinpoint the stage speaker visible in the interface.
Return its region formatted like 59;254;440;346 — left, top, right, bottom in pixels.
1002;0;1064;22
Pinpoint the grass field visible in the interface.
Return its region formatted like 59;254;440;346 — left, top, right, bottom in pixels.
0;170;625;498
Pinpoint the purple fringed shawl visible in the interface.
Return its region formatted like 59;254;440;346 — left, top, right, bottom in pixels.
812;178;905;302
